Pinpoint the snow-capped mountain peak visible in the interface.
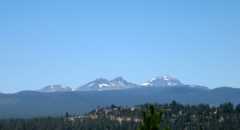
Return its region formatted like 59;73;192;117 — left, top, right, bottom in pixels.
111;77;129;85
142;75;183;87
112;76;125;82
111;77;138;89
77;77;137;91
39;85;72;93
79;78;112;90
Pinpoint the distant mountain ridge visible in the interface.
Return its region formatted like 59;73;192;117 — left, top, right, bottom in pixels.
35;75;208;93
0;85;239;118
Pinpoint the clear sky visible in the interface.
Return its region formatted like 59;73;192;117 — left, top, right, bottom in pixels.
0;0;240;92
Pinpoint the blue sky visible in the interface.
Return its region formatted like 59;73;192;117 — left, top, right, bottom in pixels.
0;0;240;92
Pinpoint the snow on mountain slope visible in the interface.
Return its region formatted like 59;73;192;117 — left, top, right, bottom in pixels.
36;76;208;92
142;75;183;87
77;77;138;91
39;85;72;93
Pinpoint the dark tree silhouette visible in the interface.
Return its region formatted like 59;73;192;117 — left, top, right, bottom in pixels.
138;105;170;130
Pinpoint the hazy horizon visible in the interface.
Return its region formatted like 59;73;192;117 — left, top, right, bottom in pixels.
1;0;240;93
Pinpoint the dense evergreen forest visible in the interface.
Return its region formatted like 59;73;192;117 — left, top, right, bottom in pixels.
0;101;240;130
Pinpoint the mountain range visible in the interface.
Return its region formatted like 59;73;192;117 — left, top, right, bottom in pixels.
0;76;239;118
37;76;198;93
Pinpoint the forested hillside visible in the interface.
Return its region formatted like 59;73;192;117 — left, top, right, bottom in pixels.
0;101;240;130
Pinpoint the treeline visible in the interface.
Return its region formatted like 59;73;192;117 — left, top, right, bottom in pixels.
0;101;240;130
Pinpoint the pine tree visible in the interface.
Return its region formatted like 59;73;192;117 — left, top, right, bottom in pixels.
138;105;170;130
